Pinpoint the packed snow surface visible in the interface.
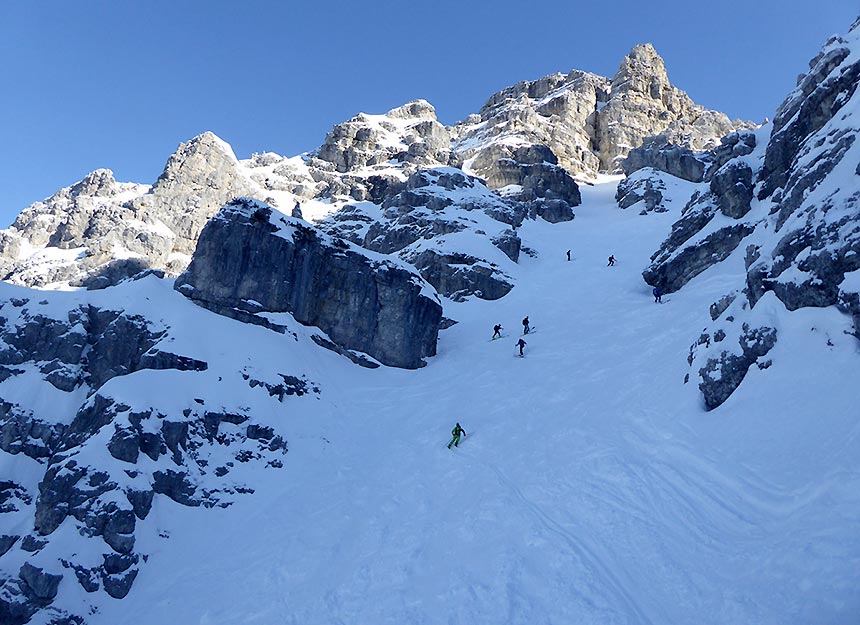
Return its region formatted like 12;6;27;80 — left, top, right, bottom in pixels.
51;180;860;624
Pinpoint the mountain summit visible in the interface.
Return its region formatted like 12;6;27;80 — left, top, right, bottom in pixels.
0;44;748;292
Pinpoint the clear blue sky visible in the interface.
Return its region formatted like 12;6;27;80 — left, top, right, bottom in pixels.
0;1;856;225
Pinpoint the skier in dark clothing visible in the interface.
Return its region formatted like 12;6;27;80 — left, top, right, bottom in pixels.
517;338;527;356
608;255;616;266
653;286;662;303
566;249;571;261
522;316;530;334
448;423;466;448
492;324;503;339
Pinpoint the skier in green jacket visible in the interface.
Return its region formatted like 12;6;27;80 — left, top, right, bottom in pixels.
448;423;466;449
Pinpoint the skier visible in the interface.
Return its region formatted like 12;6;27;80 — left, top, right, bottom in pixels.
448;422;466;449
517;338;527;356
653;286;662;303
566;249;571;261
522;316;530;334
492;324;503;339
608;255;616;266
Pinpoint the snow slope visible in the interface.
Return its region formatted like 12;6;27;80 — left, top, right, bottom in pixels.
79;179;860;625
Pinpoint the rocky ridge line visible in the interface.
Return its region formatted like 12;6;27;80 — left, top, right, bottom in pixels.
623;20;860;409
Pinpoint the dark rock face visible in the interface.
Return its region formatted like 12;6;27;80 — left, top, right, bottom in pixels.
642;187;754;294
0;283;305;622
6;390;294;620
641;20;860;410
491;230;521;262
709;131;756;173
175;198;442;368
319;168;525;301
697;324;777;410
468;144;581;222
622;143;707;182
621;129;756;185
1;407;65;461
710;161;753;219
408;250;514;302
710;292;738;321
644;223;755;293
0;303;207;401
616;169;668;213
758;42;859;200
19;563;62;603
77;258;152;291
747;32;860;317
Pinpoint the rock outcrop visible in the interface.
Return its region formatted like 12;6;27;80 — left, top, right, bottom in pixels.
639;19;860;409
616;169;669;213
315;100;453;173
597;44;749;171
318;168;522;301
623;130;757;183
465;144;580;222
622;141;708;183
453;44;752;182
452;70;609;178
127;132;259;258
0;133;266;289
175;198;442;368
0;278;303;623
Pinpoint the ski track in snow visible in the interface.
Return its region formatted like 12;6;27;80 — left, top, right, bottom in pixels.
87;179;860;625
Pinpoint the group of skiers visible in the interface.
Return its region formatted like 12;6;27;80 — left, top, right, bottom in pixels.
491;317;530;356
449;317;530;447
450;252;665;448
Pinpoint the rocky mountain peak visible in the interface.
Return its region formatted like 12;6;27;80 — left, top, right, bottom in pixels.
454;43;749;179
69;168;119;198
147;131;241;187
596;43;748;170
128;131;259;257
611;43;670;93
314;100;452;174
385;99;437;121
0;46;749;293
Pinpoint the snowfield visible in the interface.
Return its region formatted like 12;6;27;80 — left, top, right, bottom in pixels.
70;178;860;625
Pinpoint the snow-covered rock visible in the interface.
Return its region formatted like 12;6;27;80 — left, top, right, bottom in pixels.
315;100;453;173
639;19;860;408
0;44;751;297
175;198;442;369
452;43;752;182
319;168;523;301
0;277;304;622
0;133;267;290
597;44;751;172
